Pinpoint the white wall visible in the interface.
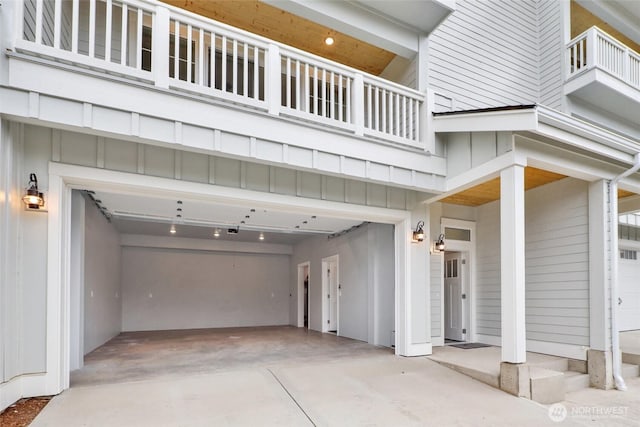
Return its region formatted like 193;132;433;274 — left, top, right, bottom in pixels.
538;0;564;111
525;178;590;346
121;245;290;331
83;195;122;354
428;0;539;110
289;223;395;346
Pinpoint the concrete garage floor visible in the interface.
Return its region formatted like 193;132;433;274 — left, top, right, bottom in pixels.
32;327;635;426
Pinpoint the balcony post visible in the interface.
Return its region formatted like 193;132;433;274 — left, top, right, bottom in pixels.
353;73;365;136
152;6;170;89
267;44;281;116
624;47;631;84
587;27;598;69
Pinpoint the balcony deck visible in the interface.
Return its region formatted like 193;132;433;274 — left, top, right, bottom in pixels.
4;0;445;192
565;26;640;124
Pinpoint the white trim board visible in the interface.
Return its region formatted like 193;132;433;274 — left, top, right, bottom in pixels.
475;335;588;361
0;374;48;411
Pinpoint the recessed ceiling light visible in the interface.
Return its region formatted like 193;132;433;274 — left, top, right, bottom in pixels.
170;224;176;234
311;216;317;219
259;232;265;241
325;36;334;46
177;200;182;204
250;209;256;213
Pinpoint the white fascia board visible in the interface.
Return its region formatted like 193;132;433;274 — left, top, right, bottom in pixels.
536;106;639;162
442;151;520;194
261;0;418;58
432;108;538;133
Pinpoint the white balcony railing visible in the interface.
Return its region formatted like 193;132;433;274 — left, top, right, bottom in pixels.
13;0;425;148
566;26;640;89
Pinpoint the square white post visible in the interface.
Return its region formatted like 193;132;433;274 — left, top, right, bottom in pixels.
500;165;526;363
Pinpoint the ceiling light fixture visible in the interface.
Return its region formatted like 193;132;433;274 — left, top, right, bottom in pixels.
325;36;334;46
170;224;177;234
259;232;265;241
22;173;45;210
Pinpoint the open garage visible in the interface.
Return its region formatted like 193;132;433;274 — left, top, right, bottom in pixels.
69;181;398;383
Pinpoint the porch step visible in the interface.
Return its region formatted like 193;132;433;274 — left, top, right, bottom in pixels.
529;367;565;404
622;362;639;379
564;371;590;393
529;358;568;373
622;352;640;366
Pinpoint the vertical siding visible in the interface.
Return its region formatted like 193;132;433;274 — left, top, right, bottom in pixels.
428;0;539;110
476;200;501;337
537;0;564;110
525;178;590;346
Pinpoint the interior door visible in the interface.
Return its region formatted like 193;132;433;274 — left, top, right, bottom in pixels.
444;252;464;341
328;260;338;332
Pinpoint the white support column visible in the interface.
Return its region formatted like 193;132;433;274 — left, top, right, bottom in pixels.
500;165;526;364
588;180;610;352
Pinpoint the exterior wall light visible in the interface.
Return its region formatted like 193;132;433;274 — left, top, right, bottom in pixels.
22;173;45;210
433;233;446;252
412;221;425;242
170;224;177;234
259;232;265;241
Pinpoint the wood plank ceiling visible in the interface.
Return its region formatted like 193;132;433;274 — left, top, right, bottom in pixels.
440;167;637;207
161;0;397;75
571;0;640;54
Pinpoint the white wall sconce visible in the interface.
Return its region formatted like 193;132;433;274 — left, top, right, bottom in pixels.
433;233;446;253
22;173;45;210
412;221;425;242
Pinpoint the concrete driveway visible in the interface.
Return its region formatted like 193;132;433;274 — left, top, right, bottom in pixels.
33;354;588;427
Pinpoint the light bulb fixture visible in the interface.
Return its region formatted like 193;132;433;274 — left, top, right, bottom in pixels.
412;221;425;242
433;233;446;252
324;36;334;46
22;173;45;210
170;224;176;234
259;232;265;241
213;228;220;238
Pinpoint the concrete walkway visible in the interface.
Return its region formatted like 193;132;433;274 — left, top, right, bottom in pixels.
33;356;577;427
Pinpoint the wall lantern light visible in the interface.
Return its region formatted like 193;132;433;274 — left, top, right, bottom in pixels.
412;221;425;242
169;224;177;234
22;173;45;210
433;233;446;252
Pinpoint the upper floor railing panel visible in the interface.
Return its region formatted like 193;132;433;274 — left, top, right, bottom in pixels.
14;0;426;149
566;26;640;89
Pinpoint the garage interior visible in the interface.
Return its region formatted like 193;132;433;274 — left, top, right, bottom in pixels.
69;188;396;385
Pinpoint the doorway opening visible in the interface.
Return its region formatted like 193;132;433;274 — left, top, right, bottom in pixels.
297;262;310;328
322;255;339;334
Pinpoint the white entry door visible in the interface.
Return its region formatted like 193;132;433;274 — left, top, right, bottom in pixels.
619;249;640;331
444;252;464;341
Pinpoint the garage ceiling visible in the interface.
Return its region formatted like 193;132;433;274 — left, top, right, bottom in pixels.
86;190;365;244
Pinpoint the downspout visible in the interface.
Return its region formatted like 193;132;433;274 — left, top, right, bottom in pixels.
608;152;640;391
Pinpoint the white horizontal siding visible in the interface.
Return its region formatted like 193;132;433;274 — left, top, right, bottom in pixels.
537;0;564;110
476;199;501;336
525;178;589;346
428;0;539;110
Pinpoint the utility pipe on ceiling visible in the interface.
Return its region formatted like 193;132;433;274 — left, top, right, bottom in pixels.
608;152;640;391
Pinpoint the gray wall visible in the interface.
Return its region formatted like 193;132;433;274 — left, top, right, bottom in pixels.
290;223;395;347
121;246;290;331
84;197;122;354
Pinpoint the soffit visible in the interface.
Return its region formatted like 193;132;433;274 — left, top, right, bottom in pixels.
441;167;638;207
160;0;396;75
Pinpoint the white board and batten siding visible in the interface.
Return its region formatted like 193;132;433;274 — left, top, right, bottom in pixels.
525;178;590;346
537;0;564;111
428;0;539;111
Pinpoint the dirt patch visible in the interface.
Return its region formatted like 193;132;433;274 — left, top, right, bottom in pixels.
0;397;52;427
